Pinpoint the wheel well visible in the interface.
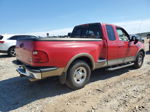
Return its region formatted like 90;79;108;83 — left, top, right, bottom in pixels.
8;46;15;51
139;49;145;57
70;56;94;70
61;56;94;84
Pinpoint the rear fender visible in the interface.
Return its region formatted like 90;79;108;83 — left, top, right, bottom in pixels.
64;53;95;72
59;53;95;84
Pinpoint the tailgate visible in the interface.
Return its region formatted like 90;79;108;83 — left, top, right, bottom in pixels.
16;40;34;65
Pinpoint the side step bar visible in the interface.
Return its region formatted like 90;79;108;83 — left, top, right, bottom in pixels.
107;63;134;71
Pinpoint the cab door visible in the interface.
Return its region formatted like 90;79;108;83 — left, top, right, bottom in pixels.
106;25;125;66
115;27;138;63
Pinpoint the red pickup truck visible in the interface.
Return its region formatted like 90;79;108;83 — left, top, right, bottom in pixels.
16;23;145;89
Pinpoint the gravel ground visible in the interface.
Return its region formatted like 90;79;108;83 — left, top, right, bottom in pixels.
0;39;150;112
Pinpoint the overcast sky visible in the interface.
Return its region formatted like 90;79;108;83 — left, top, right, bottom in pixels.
0;0;150;36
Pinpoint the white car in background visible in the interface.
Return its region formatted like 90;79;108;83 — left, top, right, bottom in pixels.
0;35;35;57
0;34;16;57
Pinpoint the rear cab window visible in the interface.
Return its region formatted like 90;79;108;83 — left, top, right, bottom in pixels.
71;23;103;39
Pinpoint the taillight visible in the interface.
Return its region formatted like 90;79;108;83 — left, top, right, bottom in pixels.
32;50;49;63
0;41;4;43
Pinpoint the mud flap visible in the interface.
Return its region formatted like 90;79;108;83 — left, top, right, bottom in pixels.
59;72;66;84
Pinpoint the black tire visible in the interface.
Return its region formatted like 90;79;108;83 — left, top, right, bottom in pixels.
133;52;144;69
8;47;16;57
66;60;91;90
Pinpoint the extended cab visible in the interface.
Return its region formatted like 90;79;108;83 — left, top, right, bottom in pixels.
16;23;145;89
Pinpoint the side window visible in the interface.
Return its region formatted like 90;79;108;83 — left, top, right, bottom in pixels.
106;25;116;41
116;28;129;41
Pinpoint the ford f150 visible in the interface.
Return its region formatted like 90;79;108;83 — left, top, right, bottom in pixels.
16;23;145;89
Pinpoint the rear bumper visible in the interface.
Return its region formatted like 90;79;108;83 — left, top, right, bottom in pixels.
16;65;64;79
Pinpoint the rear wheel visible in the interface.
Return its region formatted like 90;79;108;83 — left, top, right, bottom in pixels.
66;60;91;90
133;52;144;68
8;47;16;57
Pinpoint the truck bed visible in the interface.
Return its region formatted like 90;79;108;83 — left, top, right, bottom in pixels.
16;36;104;67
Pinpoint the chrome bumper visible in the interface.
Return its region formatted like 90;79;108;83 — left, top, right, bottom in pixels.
16;65;64;79
17;66;42;79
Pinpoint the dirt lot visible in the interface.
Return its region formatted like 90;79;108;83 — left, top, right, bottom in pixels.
0;39;150;112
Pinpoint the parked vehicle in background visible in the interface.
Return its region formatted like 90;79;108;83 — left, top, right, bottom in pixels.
16;23;145;89
0;35;35;57
0;34;16;56
147;34;150;51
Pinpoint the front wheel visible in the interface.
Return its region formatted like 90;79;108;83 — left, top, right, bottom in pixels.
8;47;16;57
133;52;144;69
66;60;91;90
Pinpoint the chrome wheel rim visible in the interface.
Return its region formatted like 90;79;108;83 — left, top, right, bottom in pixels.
10;48;16;56
138;54;143;66
73;67;87;84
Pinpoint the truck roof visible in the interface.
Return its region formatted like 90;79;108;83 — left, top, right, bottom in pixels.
75;22;117;27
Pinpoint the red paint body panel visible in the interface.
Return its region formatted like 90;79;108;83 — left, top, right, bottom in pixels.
16;40;105;67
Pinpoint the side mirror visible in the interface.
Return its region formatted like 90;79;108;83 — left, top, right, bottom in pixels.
134;37;139;44
147;34;150;39
68;33;72;37
129;35;135;41
130;35;139;44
